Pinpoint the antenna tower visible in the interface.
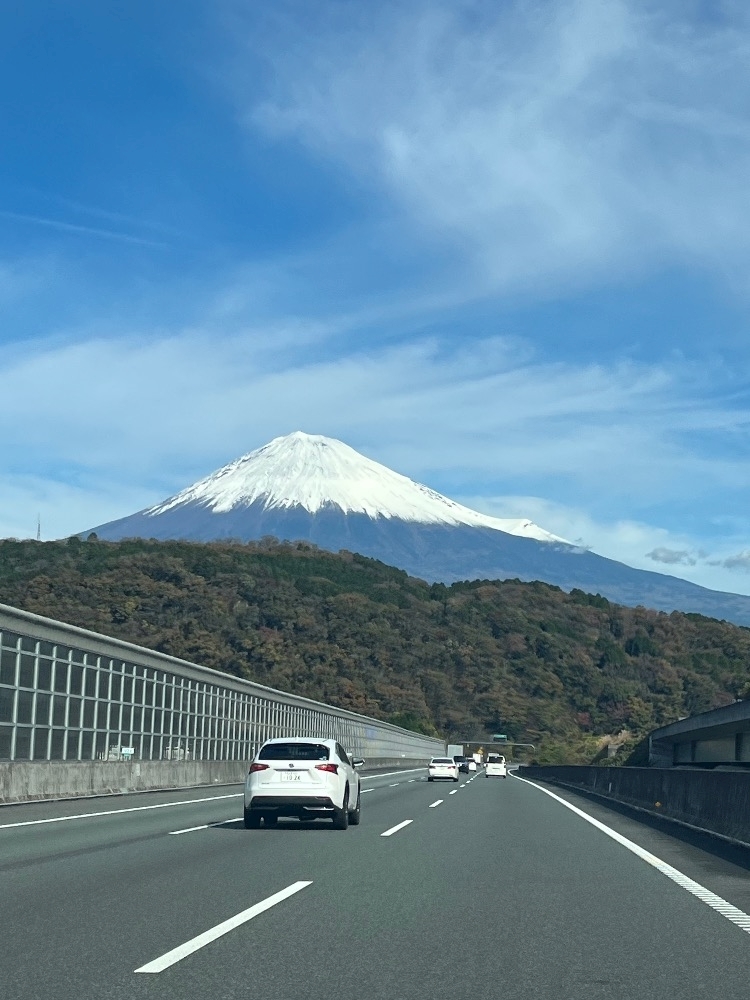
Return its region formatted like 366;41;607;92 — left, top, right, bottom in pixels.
36;514;41;542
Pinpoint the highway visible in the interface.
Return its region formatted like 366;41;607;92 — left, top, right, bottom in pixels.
2;768;750;1000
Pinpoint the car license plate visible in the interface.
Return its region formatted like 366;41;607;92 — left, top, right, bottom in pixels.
280;772;302;781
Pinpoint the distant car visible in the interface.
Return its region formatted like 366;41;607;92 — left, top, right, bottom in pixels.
244;738;364;829
485;754;507;778
428;757;460;781
467;759;477;771
458;758;470;773
453;755;468;772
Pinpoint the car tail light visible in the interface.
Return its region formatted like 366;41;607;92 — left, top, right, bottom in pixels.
315;763;338;774
249;763;269;773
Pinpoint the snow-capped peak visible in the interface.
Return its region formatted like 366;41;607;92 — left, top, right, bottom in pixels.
146;432;568;543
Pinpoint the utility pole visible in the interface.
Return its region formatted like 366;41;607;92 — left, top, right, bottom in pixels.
36;514;41;542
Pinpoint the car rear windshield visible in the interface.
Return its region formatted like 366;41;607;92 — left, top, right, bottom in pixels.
259;742;330;761
431;758;454;764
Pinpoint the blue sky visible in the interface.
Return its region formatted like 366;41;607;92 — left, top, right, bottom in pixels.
3;0;750;595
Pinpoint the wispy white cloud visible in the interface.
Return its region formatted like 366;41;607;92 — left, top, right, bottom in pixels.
1;318;748;571
0;210;168;248
239;0;750;299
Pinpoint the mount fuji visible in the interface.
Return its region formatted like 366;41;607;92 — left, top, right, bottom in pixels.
83;431;750;625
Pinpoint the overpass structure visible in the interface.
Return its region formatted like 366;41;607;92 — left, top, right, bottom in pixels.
649;699;750;767
0;603;443;802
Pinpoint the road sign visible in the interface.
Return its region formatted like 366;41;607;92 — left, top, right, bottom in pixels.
121;747;135;758
492;734;508;742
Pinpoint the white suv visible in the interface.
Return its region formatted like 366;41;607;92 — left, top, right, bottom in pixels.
244;738;364;829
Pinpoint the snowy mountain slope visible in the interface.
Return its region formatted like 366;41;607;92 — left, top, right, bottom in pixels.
144;431;566;542
82;431;750;625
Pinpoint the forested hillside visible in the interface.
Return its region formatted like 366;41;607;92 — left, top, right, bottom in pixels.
1;537;749;762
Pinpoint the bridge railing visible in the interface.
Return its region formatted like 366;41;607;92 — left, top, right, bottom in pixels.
0;603;443;772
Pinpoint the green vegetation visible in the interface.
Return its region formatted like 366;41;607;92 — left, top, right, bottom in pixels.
1;537;749;762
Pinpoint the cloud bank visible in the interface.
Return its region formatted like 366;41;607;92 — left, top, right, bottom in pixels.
241;0;750;301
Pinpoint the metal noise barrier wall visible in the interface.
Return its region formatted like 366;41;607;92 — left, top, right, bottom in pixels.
521;765;750;848
0;603;444;803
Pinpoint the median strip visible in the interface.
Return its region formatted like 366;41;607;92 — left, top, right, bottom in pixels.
381;820;413;837
135;881;313;973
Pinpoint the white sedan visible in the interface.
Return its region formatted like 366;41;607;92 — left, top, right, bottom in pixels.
428;757;460;781
244;738;364;829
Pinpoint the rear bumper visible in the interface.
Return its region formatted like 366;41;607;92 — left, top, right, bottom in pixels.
247;794;336;817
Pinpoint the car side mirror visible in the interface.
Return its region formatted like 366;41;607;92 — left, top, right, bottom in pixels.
353;758;365;769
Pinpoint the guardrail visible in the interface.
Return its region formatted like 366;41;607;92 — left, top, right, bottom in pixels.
0;603;443;802
520;765;750;848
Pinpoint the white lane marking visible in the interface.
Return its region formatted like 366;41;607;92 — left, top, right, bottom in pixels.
381;820;413;837
360;768;424;782
0;793;243;831
360;788;375;794
169;819;238;836
429;800;443;808
449;790;458;795
135;880;313;973
389;783;400;787
513;774;750;937
408;779;416;783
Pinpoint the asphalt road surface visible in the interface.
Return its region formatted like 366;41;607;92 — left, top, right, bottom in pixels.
2;768;750;1000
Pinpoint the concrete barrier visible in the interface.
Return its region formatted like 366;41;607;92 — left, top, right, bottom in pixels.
0;757;431;804
519;765;750;848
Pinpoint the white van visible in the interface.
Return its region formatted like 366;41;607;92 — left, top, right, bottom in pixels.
485;753;507;778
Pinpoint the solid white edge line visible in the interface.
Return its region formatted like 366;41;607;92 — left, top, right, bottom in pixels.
135;880;313;973
381;819;413;837
0;792;243;831
512;773;750;936
429;800;443;808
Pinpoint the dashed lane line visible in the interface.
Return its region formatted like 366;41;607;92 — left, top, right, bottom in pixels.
513;773;750;939
135;881;313;973
429;800;443;808
169;819;238;836
381;820;413;837
449;790;458;795
360;768;424;782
